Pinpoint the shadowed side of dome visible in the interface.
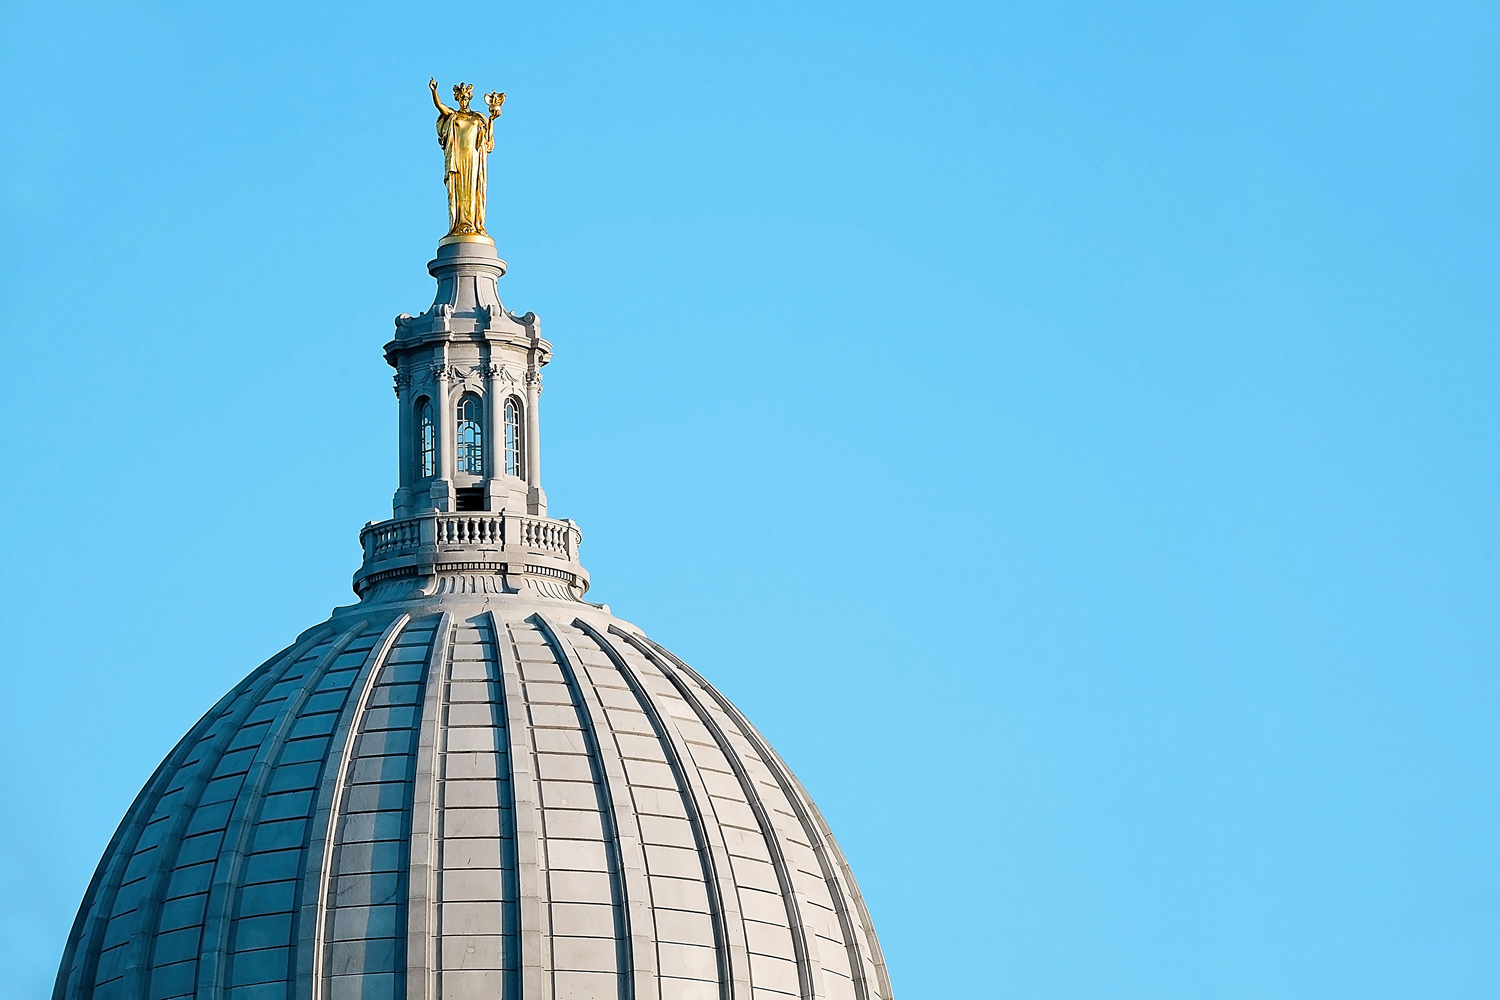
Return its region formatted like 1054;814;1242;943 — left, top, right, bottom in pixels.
56;604;891;1000
54;616;403;1000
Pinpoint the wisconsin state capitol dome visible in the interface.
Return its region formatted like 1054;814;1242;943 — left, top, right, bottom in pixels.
53;80;892;1000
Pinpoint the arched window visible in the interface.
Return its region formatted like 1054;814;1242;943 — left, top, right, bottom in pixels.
505;397;524;477
417;397;435;478
456;394;484;475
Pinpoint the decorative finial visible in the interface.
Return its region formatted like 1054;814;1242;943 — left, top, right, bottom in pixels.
428;78;505;241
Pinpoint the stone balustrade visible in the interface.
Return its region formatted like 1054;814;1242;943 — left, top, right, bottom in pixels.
354;510;587;596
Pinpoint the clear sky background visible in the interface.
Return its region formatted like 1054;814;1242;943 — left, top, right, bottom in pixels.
3;2;1499;997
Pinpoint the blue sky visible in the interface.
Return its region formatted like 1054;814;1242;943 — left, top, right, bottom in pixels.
3;2;1499;997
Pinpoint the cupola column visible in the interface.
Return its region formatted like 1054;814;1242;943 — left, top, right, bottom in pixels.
431;347;454;511
394;381;414;517
526;361;545;515
483;349;502;511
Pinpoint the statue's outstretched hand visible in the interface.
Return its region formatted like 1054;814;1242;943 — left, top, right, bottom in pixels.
429;78;439;91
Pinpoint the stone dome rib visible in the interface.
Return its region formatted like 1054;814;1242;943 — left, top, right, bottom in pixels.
628;633;893;1000
531;615;663;1000
567;619;754;1000
57;605;889;1000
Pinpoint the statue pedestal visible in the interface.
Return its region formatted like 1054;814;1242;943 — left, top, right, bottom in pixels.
438;233;495;248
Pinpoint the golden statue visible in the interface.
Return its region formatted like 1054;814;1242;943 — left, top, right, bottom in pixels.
429;79;505;239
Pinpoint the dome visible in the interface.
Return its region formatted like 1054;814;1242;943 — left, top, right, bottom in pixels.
55;596;890;1000
55;101;890;1000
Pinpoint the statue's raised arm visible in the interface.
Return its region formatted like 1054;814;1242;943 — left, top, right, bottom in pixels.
429;77;454;117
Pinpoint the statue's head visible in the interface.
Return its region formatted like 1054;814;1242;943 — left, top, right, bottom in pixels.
453;82;473;110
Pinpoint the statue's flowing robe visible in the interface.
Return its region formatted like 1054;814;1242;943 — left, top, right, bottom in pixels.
436;108;491;234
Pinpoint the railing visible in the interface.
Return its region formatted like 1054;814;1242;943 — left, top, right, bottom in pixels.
360;511;578;563
436;515;503;547
365;518;421;557
520;516;571;557
355;509;586;597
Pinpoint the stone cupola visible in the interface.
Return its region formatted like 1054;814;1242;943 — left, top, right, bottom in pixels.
362;235;588;602
388;236;548;520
